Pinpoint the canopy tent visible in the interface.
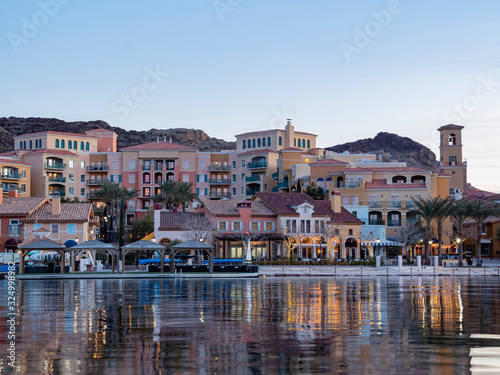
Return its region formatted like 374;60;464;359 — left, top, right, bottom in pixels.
70;240;118;274
170;240;215;273
140;232;155;241
121;240;166;273
18;239;67;275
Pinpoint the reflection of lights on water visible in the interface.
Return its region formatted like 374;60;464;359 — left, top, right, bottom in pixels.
457;282;463;333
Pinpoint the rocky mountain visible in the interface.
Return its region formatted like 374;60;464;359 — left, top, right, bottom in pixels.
327;132;437;169
0;117;236;152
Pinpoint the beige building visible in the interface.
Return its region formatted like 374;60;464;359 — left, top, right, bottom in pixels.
0;157;31;197
437;124;467;195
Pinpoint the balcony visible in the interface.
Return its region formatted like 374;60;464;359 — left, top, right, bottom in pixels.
334;181;360;188
246;175;261;183
87;165;109;172
46;162;66;170
209;165;231;172
368;219;385;226
387;219;402;227
272;171;279;180
209;179;231;185
368;201;383;208
405;201;418;209
49;192;65;197
247;161;267;169
209;192;231;199
1;172;20;180
48;176;66;183
87;179;109;186
142;164;151;171
246;188;260;196
387;201;401;208
7;225;21;236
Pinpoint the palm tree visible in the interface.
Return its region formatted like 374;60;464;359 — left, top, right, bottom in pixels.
118;187;138;247
412;196;435;265
450;199;471;267
432;196;454;263
176;182;199;211
468;200;500;266
154;180;182;211
92;181;122;242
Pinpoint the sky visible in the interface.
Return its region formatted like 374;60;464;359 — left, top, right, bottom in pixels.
1;0;499;192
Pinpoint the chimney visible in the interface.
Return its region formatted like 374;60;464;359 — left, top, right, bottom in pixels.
52;197;61;216
330;191;342;213
8;190;18;198
287;119;292;126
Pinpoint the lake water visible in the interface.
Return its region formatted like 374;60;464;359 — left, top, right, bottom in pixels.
2;276;500;374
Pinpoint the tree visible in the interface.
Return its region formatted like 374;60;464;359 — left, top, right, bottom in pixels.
183;214;213;242
281;228;298;259
176;182;199;211
128;208;154;243
450;199;471;267
468;200;500;266
394;218;426;259
304;183;325;200
411;196;436;265
154;180;199;211
432;197;454;262
92;181;123;242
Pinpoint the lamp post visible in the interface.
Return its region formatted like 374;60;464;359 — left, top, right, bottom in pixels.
376;238;380;256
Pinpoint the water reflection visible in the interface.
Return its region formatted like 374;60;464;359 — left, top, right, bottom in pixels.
2;277;500;374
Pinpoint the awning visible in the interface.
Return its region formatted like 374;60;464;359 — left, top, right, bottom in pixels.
361;240;404;247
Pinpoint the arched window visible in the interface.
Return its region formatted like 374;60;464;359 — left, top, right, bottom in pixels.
248;139;251;148
35;140;38;148
279;137;282;146
39;139;42;148
80;141;84;150
268;137;271;147
294;139;296;147
252;139;256;148
73;141;77;149
262;138;266;147
243;140;246;149
302;139;305;148
448;133;457;145
24;141;27;149
258;138;261;147
68;140;72;149
55;139;59;148
61;140;65;148
307;140;310;148
298;138;301;148
85;142;89;151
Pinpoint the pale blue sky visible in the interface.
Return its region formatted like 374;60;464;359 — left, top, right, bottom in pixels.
1;0;499;192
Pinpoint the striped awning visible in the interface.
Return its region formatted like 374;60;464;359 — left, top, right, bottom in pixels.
361;240;404;247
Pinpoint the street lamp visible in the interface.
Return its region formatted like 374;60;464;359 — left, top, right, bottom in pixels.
376;238;380;256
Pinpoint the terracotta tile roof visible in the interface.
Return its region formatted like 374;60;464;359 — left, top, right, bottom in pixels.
159;212;207;230
204;200;276;217
330;167;373;173
0;197;48;217
254;193;332;216
463;215;500;225
365;180;427;189
121;141;197;151
280;147;302;152
437;124;464;131
237;149;275;156
466;188;497;200
22;202;93;222
236;129;283;137
0;151;19;156
0;158;31;166
309;159;348;166
33;227;50;233
331;166;430;174
24;148;78;156
15;131;98;138
315;201;364;224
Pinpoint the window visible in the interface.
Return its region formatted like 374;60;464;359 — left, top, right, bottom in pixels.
279;136;282;146
334;228;340;236
35;139;38;148
349;229;353;236
241;173;245;182
307;140;310;148
294;139;296;147
61;140;65;148
297;139;301;148
291;220;297;233
252;139;256;148
352;210;358;217
199;160;206;169
232;187;236;196
73;141;77;149
128;174;135;183
20;184;26;193
143;173;151;184
55;139;59;148
182;160;189;169
81;161;86;169
302;139;305;148
342;196;350;205
482;226;487;235
126;214;135;226
67;223;76;234
80;175;85;182
128;160;136;170
80;141;84;150
250;221;259;231
80;188;85;196
183;174;189;182
265;221;274;232
143;187;151;197
51;223;59;239
243;140;246;149
258;138;261;147
127;201;136;210
197;188;204;196
352;196;359;205
68;140;72;149
68;187;74;196
218;221;228;231
262;138;265;147
21;170;26;179
232;221;242;231
241;160;246;167
247;139;251;148
232;161;236;169
268;137;271;146
85;142;89;151
113;161;120;170
68;160;74;168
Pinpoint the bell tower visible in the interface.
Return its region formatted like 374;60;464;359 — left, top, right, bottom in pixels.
437;124;467;195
